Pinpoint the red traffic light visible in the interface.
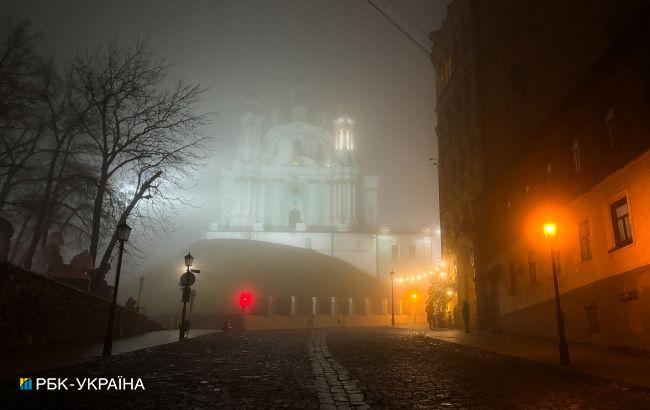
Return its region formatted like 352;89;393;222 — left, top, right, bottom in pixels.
239;291;252;309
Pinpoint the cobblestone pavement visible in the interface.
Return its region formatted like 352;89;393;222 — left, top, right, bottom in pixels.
326;328;650;409
309;332;368;409
2;330;318;409
2;327;650;409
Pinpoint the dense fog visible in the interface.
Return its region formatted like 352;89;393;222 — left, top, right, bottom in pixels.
3;0;446;309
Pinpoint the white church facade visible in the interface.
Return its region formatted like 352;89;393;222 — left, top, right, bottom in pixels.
206;107;439;280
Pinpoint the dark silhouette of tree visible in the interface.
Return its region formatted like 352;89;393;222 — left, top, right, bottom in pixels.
1;20;213;283
70;41;211;287
0;19;43;211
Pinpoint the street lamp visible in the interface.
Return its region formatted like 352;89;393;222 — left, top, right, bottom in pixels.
179;251;200;341
102;221;131;357
411;293;417;323
544;221;570;366
389;270;396;327
184;252;194;268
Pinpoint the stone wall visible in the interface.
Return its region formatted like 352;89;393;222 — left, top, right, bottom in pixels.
498;265;650;351
0;262;164;350
244;313;425;331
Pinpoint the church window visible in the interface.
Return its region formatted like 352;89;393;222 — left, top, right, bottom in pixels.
391;244;399;259
408;244;416;259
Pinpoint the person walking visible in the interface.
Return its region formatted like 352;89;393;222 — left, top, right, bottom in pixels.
425;301;435;330
462;300;471;333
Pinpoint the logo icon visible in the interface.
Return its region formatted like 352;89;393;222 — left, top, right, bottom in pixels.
20;378;33;390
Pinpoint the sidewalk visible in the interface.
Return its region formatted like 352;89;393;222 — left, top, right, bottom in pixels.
0;329;217;378
397;323;650;389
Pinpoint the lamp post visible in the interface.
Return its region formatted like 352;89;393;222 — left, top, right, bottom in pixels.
389;270;396;327
411;293;417;323
189;290;197;320
102;222;132;357
544;222;570;366
137;275;144;313
179;251;199;341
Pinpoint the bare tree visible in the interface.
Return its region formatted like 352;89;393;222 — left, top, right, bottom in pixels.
71;41;211;287
18;61;94;268
0;19;43;212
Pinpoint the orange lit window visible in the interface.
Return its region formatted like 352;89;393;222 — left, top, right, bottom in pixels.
610;197;633;248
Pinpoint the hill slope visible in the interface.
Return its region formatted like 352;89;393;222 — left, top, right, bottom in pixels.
144;239;387;316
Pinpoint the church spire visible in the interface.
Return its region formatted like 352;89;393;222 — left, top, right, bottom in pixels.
333;114;355;164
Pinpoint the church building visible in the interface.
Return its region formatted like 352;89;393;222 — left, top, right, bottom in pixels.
206;106;438;280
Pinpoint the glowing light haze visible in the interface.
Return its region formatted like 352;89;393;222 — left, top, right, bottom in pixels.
5;0;447;294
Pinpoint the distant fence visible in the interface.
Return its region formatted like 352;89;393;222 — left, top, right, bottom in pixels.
0;262;163;350
248;295;420;317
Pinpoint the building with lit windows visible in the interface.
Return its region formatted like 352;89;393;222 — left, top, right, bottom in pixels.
206;106;439;280
431;0;650;331
474;11;650;350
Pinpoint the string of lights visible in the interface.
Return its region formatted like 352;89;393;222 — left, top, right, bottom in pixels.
392;265;447;284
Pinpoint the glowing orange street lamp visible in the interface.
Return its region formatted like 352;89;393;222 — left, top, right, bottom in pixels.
544;221;570;366
543;222;557;239
411;293;417;323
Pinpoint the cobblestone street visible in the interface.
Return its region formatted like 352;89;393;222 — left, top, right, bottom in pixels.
2;328;650;409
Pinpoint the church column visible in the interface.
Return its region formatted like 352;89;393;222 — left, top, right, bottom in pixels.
330;182;336;224
271;180;281;226
323;180;331;226
337;182;343;224
251;179;259;224
233;179;241;223
342;181;348;224
243;179;251;224
345;180;352;224
352;183;356;222
257;180;268;223
251;179;260;224
308;182;317;226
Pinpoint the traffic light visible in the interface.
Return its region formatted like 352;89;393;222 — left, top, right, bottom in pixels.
239;291;252;309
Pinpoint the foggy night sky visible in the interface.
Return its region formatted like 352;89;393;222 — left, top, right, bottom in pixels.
4;0;447;278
